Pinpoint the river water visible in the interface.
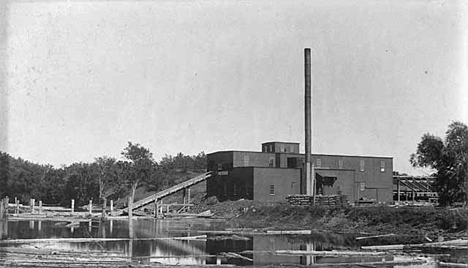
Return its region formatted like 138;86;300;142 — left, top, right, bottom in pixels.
0;218;463;267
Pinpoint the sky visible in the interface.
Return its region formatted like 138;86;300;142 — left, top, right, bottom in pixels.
0;0;467;175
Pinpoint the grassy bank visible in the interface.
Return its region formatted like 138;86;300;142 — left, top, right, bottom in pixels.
193;199;468;240
236;203;468;238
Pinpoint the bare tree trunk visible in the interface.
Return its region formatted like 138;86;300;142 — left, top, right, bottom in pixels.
131;180;139;206
101;197;107;220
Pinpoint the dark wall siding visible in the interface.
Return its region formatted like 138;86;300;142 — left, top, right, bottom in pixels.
207;167;254;201
253;168;301;202
233;151;275;168
207;151;234;171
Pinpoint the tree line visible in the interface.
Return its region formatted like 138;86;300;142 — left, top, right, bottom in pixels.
0;142;206;207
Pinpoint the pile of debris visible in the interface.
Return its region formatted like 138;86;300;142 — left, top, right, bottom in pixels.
286;194;347;207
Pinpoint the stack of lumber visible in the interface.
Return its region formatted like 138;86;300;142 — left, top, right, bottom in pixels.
286;195;347;207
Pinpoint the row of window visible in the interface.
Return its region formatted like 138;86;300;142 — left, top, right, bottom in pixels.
216;158;387;172
263;144;295;153
313;158;386;172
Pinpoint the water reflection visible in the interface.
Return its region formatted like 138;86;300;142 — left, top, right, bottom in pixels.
0;220;7;239
0;219;444;267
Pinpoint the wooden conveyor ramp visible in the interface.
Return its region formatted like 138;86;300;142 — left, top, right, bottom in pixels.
116;172;212;215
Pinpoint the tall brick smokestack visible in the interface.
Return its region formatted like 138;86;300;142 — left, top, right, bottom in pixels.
304;48;314;200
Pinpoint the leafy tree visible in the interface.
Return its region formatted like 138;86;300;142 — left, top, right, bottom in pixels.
121;142;156;203
410;121;468;206
94;156;120;204
40;167;67;204
63;162;100;206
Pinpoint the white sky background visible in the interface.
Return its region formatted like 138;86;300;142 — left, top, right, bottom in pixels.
1;0;467;175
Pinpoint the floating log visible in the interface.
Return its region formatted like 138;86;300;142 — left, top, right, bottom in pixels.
241;249;386;256
296;259;428;267
266;230;312;235
362;239;468;251
171;235;207;240
221;252;253;262
361;244;404;250
0;235;208;244
356;233;396;240
65;221;80;228
439;262;468;267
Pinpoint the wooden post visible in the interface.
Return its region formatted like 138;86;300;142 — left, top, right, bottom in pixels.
110;200;114;213
128;196;133;222
71;199;75;213
31;199;35;213
187;188;191;204
101;198;107;219
39;201;42;214
154;199;158;218
89;200;93;215
356;183;360;206
15;200;19;214
182;188;186;204
0;199;4;220
5;197;9;211
397;179;401;202
128;196;134;255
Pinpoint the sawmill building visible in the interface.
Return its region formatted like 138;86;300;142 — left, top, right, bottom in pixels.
206;141;393;203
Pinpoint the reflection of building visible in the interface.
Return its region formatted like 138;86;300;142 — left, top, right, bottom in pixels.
207;141;393;203
206;234;394;266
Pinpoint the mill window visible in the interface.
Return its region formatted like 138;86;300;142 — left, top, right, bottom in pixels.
269;185;275;195
243;155;250;166
269;157;274;167
360;160;365;172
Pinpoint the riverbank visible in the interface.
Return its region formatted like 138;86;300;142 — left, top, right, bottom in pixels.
192;199;468;241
